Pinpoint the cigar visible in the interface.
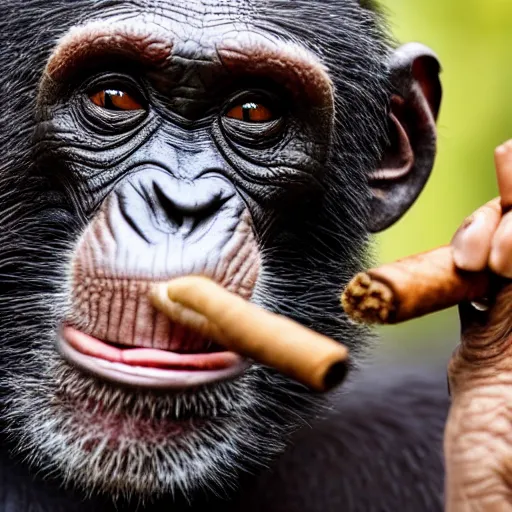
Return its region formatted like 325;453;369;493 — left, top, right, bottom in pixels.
149;276;349;392
341;245;492;325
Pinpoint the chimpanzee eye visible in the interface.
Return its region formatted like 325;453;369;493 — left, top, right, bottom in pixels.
89;89;144;111
225;102;275;123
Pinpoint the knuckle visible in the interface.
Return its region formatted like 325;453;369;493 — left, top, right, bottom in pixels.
489;243;512;276
480;201;502;219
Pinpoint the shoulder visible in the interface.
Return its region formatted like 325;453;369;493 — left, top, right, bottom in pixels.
232;363;450;512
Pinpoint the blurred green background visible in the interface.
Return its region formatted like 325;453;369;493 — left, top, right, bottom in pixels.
374;0;512;362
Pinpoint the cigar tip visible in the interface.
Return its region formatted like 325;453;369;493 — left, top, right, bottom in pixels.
164;275;224;304
322;360;349;391
341;274;395;325
148;282;168;303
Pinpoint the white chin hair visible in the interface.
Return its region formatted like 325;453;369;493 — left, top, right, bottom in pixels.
4;348;277;502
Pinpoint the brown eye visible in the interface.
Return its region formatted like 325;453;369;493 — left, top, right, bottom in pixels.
89;89;143;111
226;102;275;123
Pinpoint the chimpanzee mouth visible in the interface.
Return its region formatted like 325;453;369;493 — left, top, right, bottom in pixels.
57;324;251;390
59;196;261;391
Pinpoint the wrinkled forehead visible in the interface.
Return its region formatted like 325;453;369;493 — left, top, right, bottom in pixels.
44;2;333;107
94;0;259;28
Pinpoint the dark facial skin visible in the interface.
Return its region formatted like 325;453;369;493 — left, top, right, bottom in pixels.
0;0;442;509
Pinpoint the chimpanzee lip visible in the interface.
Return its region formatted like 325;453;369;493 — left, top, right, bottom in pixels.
57;325;250;389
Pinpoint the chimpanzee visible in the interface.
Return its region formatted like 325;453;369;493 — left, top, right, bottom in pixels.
0;1;450;511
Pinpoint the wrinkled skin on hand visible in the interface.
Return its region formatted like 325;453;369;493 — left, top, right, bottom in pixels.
446;140;512;511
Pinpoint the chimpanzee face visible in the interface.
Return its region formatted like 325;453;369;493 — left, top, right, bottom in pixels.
0;0;440;504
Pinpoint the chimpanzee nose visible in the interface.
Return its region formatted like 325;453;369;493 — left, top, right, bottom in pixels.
113;169;240;244
152;180;232;234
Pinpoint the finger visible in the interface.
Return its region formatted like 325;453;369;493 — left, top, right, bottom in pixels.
495;139;512;211
451;197;501;271
489;209;512;278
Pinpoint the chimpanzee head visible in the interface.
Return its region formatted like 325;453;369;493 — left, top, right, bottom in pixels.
0;0;441;504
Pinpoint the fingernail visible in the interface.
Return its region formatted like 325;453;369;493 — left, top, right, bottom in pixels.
470;300;490;312
496;140;512;155
451;212;488;270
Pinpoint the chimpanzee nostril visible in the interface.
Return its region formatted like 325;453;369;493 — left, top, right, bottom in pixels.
153;183;185;228
190;194;231;231
152;181;231;233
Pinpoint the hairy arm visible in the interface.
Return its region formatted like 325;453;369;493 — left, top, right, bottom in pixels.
446;140;512;510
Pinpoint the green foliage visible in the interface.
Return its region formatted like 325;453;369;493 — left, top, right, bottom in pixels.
375;0;512;355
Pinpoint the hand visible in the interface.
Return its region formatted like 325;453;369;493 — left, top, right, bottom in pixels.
445;140;512;511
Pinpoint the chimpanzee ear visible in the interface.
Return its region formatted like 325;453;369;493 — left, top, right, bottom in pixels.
368;43;442;233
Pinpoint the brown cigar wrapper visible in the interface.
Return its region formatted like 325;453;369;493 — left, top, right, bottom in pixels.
341;245;492;325
150;276;349;392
